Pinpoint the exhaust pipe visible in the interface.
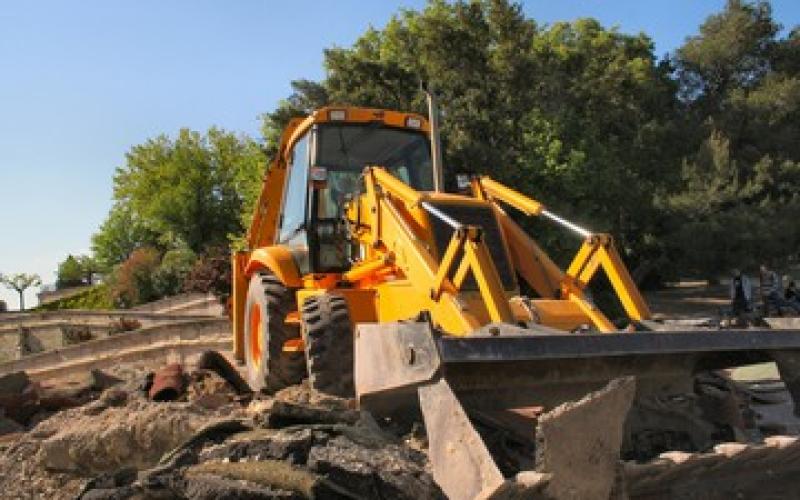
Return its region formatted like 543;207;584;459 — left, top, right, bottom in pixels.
425;87;444;192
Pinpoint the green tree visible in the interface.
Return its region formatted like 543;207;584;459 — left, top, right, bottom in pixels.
57;254;104;289
92;203;158;270
264;0;682;276
56;255;84;289
261;80;329;158
668;0;800;277
76;255;102;285
153;247;197;297
99;128;264;260
0;273;42;311
675;0;779;109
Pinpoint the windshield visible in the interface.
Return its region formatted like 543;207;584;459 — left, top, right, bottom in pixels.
316;123;433;191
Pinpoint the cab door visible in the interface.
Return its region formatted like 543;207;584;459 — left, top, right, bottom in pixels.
278;132;311;275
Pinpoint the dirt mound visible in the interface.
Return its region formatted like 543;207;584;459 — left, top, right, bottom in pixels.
4;349;800;499
0;373;245;499
0;355;441;500
77;391;441;499
38;400;219;473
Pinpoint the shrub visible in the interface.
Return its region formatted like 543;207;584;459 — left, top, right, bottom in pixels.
37;284;114;310
109;247;161;308
183;246;231;303
153;247;197;297
62;325;94;346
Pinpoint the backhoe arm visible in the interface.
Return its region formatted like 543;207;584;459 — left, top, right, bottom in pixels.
348;167;515;334
564;234;652;321
471;175;652;326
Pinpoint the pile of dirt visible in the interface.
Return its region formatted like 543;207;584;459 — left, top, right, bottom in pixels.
0;368;126;440
78;397;442;499
0;399;239;498
0;353;250;499
0;354;442;500
5;349;800;499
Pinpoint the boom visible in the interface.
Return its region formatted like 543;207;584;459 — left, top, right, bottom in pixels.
345;166;650;334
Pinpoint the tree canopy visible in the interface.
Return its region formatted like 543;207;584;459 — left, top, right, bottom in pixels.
86;0;799;298
56;255;84;289
263;0;685;271
56;254;102;289
259;0;798;281
93;127;264;263
668;0;800;277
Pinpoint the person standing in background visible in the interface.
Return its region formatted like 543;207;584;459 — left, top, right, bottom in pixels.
786;278;800;307
730;269;752;317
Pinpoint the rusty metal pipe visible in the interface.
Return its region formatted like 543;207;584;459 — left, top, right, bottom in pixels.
149;363;185;401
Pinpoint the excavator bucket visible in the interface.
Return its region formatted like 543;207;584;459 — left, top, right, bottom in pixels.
355;321;800;499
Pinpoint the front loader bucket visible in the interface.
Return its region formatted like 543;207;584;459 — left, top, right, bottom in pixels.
354;321;800;499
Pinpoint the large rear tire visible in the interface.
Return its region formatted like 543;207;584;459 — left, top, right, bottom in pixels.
301;293;355;397
243;272;305;392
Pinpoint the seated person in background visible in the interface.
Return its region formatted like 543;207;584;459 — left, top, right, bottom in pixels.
786;278;800;305
761;264;800;315
730;269;752;316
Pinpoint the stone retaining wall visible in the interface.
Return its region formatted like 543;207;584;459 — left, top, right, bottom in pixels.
0;318;230;377
0;311;228;363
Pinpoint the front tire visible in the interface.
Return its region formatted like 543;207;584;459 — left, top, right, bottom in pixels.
301;293;355;397
243;272;305;392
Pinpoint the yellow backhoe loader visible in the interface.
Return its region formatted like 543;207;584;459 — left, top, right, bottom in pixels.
231;102;800;498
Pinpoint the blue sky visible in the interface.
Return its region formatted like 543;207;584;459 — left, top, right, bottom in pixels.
0;1;797;309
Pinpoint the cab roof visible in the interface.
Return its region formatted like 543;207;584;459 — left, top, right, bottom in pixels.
281;107;430;159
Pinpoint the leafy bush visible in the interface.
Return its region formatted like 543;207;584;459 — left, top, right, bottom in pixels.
153;247;197;297
183;246;231;303
61;325;94;345
109;247;161;308
37;284;114;310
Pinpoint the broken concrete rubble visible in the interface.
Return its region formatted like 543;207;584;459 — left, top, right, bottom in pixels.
0;371;38;424
0;368;125;432
38;401;211;473
7;347;800;499
77;391;443;500
535;377;636;500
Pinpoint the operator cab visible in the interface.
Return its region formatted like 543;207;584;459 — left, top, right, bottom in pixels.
277;108;434;274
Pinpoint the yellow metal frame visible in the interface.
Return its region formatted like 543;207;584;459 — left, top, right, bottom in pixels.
349;167;521;333
234;106;654;364
470;176;651;332
563;235;652;321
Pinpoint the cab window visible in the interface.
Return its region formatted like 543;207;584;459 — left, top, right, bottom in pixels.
316;123;433;190
278;133;310;245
